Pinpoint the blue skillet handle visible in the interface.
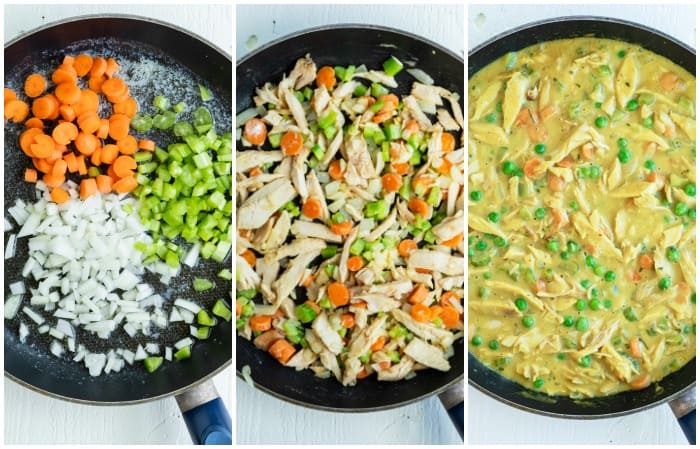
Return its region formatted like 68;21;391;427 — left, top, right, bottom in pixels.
669;388;695;445
677;409;695;445
176;381;232;445
438;381;464;441
182;397;232;445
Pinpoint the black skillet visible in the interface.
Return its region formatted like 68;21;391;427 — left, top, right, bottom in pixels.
236;25;464;439
4;15;232;444
469;16;696;443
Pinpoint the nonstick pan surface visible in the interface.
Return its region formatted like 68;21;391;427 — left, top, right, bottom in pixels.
468;16;696;418
236;24;464;411
4;15;232;404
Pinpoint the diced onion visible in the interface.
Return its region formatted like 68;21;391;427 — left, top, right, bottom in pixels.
407;68;434;85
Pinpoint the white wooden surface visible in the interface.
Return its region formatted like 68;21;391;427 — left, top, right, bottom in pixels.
467;3;695;445
3;4;232;445
235;4;463;445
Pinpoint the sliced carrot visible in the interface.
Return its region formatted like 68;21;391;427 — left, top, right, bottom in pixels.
19;128;43;156
108;113;130;141
25;117;43;129
411;174;433;196
241;249;256;267
51;159;67;176
64;152;78;173
74;132;98;155
89;57;107;78
328;282;350;307
547;172;566;192
113;97;138;117
31;96;57;120
404;120;419;134
24;73;47;98
347;255;364;272
408;198;431;218
42;173;65;188
370;336;386;352
76;154;87;175
398;239;417;258
381;173;402;192
59;104;76;122
392;162;410;175
638;253;654;270
113;175;137;193
101;77;127;98
96;174;113;193
302;197;322;219
62;55;75;65
411;303;431;323
72;89;99;116
51;65;78;85
659;72;680;91
30;134;55;158
73;53;93;77
341;313;355;328
52;122;79;145
328;159;344;180
539;104;558;122
316;66;336;90
441;132;456;153
556;156;576;168
88;76;105;93
440;291;460;308
104;58;120;78
442;233;463;248
514;108;532;126
629;373;651;390
50;187;70;204
330;220;353;236
300;273;315;288
77;111;101;134
5;99;30;122
249;315;272;332
268;339;296;364
356;368;370;379
112;155;137;178
99;144;119;164
4;87;17;104
24;168;38;183
440;306;460;328
138;139;155;152
436;158;452;175
629;336;643;359
54;82;81;105
408;284;429;304
33;158;52;174
79;178;97;199
281;130;303;156
243;118;267;146
523;157;545;178
90;147;102;166
117;135;138;155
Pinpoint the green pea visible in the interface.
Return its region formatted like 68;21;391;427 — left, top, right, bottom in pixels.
475;240;487;251
604;270;616;282
658;277;671;290
470;190;483;201
485;112;497;123
535;207;546;219
642;117;653;128
625;99;639;111
471;335;483;346
467;247;475;257
557;353;567;360
585;255;597;268
562;315;575;327
488;339;500;350
576;316;590;331
534;143;546;154
487;211;500;223
522;316;535;328
618;148;631;163
515;298;528;311
567;241;580;253
547;240;560;252
623;306;638;322
594;116;608;128
569;201;579;210
674;203;689;216
667;246;681;263
617;137;628;149
590;288;600;297
589;165;601;178
478;286;490;298
644;159;656;170
684;183;696;197
560;251;570;260
604;299;613;309
483;271;492;280
617;49;626;58
579;354;592;367
580;279;591;289
594;265;606;276
594;101;602;108
502;161;517;176
533;379;545;389
688;209;696;219
494;237;507;247
589;298;602;311
576;298;587;311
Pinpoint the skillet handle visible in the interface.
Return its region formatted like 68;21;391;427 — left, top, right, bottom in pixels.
438;380;464;440
669;387;696;445
175;380;232;445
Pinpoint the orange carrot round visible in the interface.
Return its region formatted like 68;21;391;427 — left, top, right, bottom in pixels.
328;282;350;307
243;118;267;146
316;66;336;90
24;73;47;98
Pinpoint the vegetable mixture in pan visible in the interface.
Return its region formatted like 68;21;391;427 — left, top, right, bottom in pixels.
468;37;696;398
236;55;464;385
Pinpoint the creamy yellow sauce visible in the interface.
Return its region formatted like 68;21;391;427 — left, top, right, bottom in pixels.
467;37;696;398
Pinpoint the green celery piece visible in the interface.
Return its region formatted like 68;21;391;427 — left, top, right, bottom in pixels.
198;84;213;101
212;299;232;322
144;356;163;373
196;326;211;340
197;310;216;326
193;278;214;291
174;346;191;360
382;56;403;76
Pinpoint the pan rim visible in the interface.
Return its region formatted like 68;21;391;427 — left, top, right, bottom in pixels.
467;14;696;418
236;23;464;412
4;12;232;405
236;22;464;68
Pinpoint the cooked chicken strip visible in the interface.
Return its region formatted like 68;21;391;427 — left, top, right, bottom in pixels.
238;178;297;230
353;70;398;88
392;309;455;348
366;207;397;242
403;95;432;128
272;250;320;309
404;338;450;371
285;348;318;370
236;150;284;173
312;312;344;355
377;357;415;381
408;249;463;275
290;221;343;243
436;108;461;131
433;211;464;244
282;88;309;133
266;238;327;262
289;54;317;90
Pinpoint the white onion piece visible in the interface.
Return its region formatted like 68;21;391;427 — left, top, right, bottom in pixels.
22;306;44;325
5;234;16;259
407;68;435;85
183;242;201;267
145;343;159;354
5;217;14;231
174;298;202;314
134;345;148;361
165;347;173;361
50;340;64;357
174;337;193;350
5;295;22;319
